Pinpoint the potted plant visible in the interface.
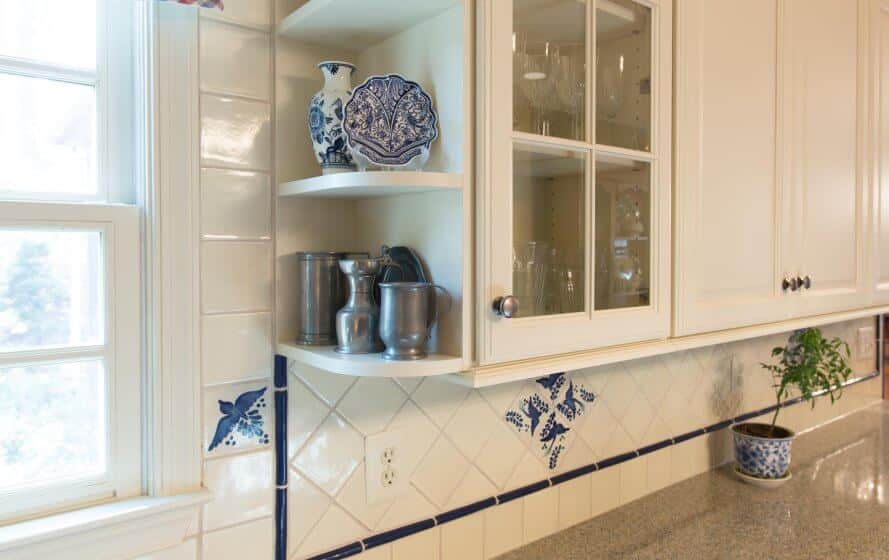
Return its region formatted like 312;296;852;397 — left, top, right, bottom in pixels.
731;328;852;485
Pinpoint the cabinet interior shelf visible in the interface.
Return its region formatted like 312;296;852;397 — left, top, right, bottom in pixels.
278;171;463;199
278;0;460;49
278;342;464;378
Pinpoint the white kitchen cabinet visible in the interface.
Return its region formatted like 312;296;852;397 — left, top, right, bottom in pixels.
476;0;673;365
871;0;889;305
675;0;868;336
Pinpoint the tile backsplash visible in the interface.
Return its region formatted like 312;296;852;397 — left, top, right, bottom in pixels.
286;318;881;560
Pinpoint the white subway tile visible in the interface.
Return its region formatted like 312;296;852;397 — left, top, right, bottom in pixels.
203;517;274;560
589;466;620;518
440;513;484;560
354;544;392;560
619;456;648;505
646;447;672;493
484;500;522;559
522;486;558;545
200;19;271;100
202;312;272;385
557;475;592;529
201;169;271;240
392;527;440;560
201;94;271;171
203;451;274;531
201;241;272;313
201;0;271;28
136;539;197;560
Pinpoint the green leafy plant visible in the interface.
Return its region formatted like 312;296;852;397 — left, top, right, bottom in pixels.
760;328;853;434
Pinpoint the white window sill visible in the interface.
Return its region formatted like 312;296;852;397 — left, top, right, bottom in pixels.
0;490;211;560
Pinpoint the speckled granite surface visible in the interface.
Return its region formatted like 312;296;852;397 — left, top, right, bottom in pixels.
498;402;889;559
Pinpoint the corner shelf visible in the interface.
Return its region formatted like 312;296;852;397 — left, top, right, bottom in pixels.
278;0;460;49
278;171;463;199
278;342;465;378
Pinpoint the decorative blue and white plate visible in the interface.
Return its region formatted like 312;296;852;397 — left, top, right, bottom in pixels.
343;74;439;170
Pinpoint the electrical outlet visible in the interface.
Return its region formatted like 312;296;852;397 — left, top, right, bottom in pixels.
365;428;410;504
856;326;876;361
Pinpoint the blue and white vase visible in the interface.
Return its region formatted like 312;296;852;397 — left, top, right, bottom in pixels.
308;61;357;175
731;422;795;480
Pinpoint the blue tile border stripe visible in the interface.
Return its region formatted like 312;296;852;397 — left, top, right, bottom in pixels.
274;355;288;560
281;362;879;560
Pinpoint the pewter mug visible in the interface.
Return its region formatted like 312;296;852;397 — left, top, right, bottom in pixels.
295;252;348;345
335;258;386;354
379;282;449;361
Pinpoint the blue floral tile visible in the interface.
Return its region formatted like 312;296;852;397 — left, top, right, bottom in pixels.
204;380;273;457
505;373;597;470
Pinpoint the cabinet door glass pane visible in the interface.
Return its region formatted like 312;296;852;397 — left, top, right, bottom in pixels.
596;0;651;151
513;0;587;140
513;143;586;317
595;155;650;310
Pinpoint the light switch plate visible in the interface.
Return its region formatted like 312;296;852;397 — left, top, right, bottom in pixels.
365;427;411;504
856;326;876;361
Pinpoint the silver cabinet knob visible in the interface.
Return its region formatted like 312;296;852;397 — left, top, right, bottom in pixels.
492;295;520;318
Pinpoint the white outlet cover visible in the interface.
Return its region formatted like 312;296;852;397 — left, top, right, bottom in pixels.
365;427;412;504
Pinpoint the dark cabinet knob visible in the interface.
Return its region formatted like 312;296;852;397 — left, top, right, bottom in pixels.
782;276;800;292
493;295;520;318
799;275;812;290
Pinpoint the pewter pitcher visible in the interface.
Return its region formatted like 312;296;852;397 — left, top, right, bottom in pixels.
379;282;449;361
335;258;385;354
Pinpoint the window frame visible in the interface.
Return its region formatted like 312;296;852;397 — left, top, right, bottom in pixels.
0;0;143;523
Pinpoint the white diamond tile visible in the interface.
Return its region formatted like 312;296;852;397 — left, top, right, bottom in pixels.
411;377;470;427
578;399;617;452
336;461;393;530
661;350;693;382
599;367;637;421
479;382;524;416
377;485;437;532
579;362;623;394
394;377;423;395
294;412;364;495
443;392;498;460
293;363;356;406
475;422;525;489
640;415;672;448
288;469;331;556
387;400;438;479
445;466;497;510
555;436;596;473
412;436;470;508
599;423;636;459
296;504;367;559
337;378;407;436
619;392;655;445
504;451;547;491
288;379;329;459
626;356;673;406
659;384;695;435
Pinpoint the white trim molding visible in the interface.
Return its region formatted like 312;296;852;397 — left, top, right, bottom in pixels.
0;491;210;560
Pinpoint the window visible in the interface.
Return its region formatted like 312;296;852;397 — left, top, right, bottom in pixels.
0;0;142;522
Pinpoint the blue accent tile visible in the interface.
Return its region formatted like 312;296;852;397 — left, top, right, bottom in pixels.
363;519;436;550
207;386;270;452
673;428;705;444
305;542;363;560
596;450;637;470
275;354;287;389
550;463;598;486
704;419;733;433
435;497;497;525
275;488;287;560
497;480;551;505
275;390;287;487
637;439;672;456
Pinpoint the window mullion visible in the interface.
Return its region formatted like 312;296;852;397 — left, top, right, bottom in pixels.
0;345;106;368
0;54;97;87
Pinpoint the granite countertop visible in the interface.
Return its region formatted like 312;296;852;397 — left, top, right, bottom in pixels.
499;403;889;559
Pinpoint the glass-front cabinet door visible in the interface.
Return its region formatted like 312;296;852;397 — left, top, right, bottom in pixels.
478;0;671;365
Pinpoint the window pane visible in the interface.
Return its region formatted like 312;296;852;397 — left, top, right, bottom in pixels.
0;360;106;492
0;74;97;198
513;143;586;317
595;155;650;310
596;0;652;150
0;230;103;351
0;0;96;69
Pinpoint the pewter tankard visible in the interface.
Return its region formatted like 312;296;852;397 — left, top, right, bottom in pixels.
378;282;449;360
295;251;348;345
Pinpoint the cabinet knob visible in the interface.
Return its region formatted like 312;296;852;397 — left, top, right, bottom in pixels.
493;295;520;318
799;275;812;290
782;276;800;292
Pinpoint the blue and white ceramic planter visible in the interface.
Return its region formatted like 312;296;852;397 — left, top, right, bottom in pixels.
343;74;438;171
309;61;357;174
731;423;795;480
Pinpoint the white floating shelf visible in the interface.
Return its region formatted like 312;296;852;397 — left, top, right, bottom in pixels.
278;342;465;378
278;0;460;49
278;171;463;199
